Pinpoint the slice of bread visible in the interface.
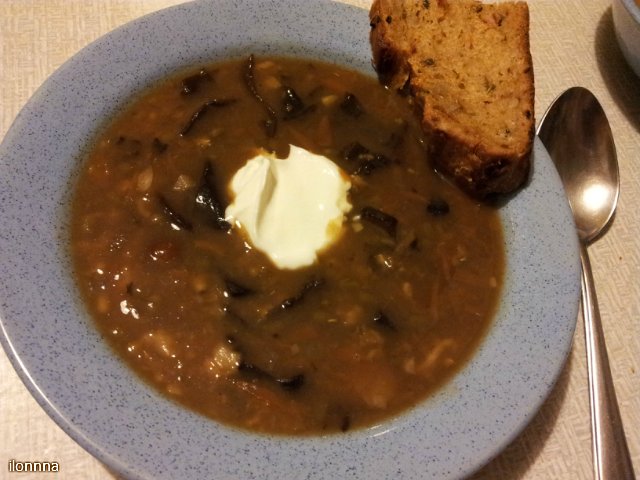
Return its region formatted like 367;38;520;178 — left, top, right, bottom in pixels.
370;0;534;197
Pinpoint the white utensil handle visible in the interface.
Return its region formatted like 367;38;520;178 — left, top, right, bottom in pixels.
580;245;635;480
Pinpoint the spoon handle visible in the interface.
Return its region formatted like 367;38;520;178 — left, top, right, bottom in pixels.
580;245;636;480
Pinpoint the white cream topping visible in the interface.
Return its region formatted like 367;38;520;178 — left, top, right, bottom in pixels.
225;145;351;269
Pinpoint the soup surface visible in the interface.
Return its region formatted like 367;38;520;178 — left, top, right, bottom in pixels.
71;56;504;435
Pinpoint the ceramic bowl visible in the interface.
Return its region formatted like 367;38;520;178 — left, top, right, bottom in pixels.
0;1;580;479
613;0;640;76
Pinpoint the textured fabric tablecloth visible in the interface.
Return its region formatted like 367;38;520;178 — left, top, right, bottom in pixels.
1;1;638;478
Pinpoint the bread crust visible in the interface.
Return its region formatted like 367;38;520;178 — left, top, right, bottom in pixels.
370;0;535;198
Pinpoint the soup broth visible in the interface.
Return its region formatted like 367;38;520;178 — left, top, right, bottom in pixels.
71;56;504;435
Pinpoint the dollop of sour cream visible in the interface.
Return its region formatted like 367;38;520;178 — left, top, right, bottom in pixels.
225;145;352;269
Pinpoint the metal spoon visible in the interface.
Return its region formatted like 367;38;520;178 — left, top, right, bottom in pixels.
537;87;635;480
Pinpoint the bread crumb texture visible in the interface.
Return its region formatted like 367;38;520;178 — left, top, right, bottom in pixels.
370;0;535;197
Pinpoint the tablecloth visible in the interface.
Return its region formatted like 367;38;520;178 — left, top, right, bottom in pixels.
1;1;638;478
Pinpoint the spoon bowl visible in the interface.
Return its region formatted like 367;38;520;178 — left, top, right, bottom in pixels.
537;87;635;480
537;87;619;243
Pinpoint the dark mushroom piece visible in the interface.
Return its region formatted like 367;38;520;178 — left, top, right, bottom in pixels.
195;161;232;232
157;194;193;232
243;54;278;137
180;68;212;95
342;142;390;176
340;93;364;118
278;277;324;310
427;198;450;216
281;86;314;120
180;98;236;136
224;278;254;298
372;311;397;331
360;206;398;238
238;362;305;391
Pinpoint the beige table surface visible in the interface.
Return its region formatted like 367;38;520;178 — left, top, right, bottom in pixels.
1;1;639;479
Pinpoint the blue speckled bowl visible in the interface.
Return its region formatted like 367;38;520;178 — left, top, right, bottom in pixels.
0;1;580;479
